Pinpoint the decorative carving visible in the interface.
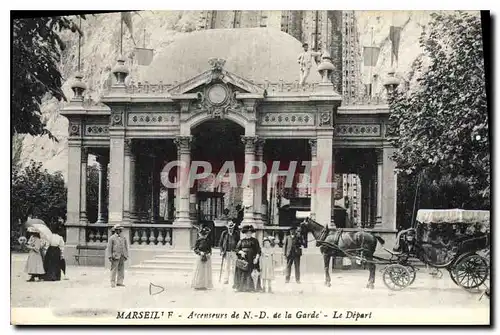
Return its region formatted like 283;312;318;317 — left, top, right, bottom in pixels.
124;139;133;156
260;113;314;126
335;124;381;137
174;136;192;155
110;111;124;126
128;113;179;126
241;136;258;154
69;123;80;137
208;58;226;71
195;84;244;119
308;139;317;156
255;139;265;157
319;111;332;127
85;124;109;136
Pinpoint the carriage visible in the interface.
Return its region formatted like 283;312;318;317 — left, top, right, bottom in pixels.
382;209;490;292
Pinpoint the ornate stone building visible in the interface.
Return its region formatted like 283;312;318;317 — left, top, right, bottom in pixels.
61;16;399;269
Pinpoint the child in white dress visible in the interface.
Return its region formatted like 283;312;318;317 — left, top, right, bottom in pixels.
259;237;277;293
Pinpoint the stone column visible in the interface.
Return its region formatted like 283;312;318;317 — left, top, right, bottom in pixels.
79;147;88;224
375;149;383;226
308;139;318;220
173;136;193;249
359;171;368;227
253;139;265;223
96;155;109;224
149;154;158;223
241;136;258;227
129;146;136;222
108;135;125;225
66;139;84;244
382;147;397;231
316;131;334;228
123;139;132;223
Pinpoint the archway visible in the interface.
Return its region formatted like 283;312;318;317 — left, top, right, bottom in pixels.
191;119;245;245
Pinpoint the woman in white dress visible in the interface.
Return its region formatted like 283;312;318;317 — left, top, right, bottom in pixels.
24;232;45;282
259;237;276;293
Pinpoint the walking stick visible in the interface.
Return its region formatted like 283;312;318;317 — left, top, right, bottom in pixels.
219;252;226;283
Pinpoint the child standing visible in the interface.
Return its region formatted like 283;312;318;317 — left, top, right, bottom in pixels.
259;237;276;293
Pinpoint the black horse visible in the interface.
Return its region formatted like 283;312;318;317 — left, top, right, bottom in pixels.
300;217;385;289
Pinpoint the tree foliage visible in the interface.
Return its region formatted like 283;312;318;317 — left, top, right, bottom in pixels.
388;12;489;207
12;15;84;140
11;161;67;227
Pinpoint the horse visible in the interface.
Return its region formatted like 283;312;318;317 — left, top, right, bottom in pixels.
299;217;385;289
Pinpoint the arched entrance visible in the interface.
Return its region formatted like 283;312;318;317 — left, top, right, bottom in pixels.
191;119;245;245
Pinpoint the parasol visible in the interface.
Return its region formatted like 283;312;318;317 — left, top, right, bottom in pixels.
251;268;260;290
25;218;53;241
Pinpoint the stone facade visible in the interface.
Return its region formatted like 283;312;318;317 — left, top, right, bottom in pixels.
61;27;398;267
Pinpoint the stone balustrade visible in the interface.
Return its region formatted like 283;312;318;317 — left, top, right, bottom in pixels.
130;224;173;247
103;79;388;105
86;224;109;245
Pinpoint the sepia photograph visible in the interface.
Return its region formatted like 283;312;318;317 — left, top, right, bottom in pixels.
9;7;491;326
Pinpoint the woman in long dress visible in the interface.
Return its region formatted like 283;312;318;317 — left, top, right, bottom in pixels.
234;225;262;292
191;227;213;290
43;232;65;281
24;232;45;282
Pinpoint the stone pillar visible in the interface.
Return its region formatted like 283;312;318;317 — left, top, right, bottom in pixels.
253;139;265;223
360;171;368;227
79;147;88;224
129;146;136;222
308;139;318;220
375;149;383;226
316;131;334;228
149;154;159;223
173;136;193;249
382;147;397;231
108;135;125;225
66;139;84;244
96;155;109;224
123;139;132;223
241;136;257;227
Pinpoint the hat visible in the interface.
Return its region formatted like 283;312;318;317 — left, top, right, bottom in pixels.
199;226;211;236
112;224;123;231
227;221;236;229
241;225;255;233
302;43;309;47
263;236;272;244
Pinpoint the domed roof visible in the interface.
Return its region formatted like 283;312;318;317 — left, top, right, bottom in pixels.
141;28;322;85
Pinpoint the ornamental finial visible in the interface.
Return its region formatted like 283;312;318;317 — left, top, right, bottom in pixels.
208;58;226;71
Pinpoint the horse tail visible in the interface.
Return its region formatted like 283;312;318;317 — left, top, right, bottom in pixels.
373;235;385;246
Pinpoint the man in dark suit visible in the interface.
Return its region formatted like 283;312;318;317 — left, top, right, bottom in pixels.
283;227;304;284
218;221;240;285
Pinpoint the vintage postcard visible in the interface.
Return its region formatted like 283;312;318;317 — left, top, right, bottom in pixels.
10;9;490;325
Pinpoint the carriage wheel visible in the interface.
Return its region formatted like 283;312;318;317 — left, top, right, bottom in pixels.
406;265;417;286
450;254;489;289
383;264;412;291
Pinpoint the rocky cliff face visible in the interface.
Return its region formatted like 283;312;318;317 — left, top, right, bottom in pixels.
17;10;467;181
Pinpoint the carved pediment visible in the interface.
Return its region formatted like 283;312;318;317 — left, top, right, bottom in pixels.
192;83;245;119
168;58;265;95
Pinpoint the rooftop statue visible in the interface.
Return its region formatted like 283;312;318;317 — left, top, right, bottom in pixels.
297;43;321;87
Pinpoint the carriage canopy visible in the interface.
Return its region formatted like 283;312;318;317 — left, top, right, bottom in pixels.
416;209;490;225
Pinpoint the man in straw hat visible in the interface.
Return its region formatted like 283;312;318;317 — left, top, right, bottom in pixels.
106;224;129;288
218;220;240;285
